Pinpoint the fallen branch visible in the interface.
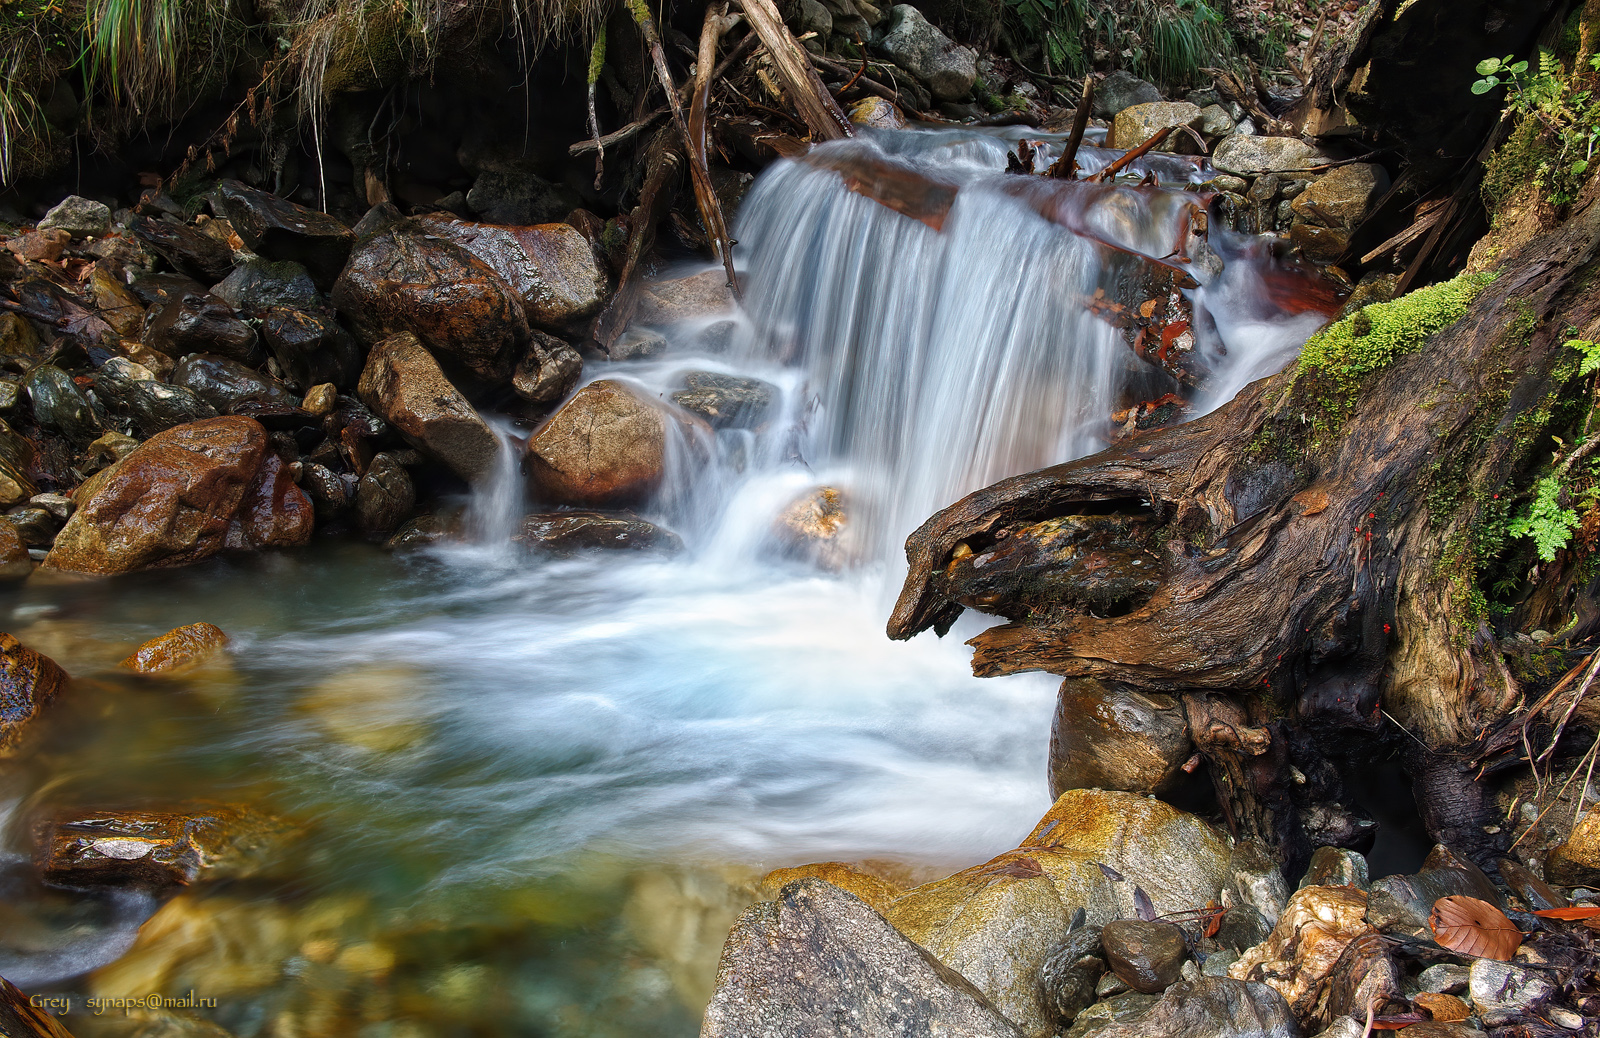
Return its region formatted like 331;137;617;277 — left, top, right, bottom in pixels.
809;52;904;105
734;0;852;140
590;129;686;353
1045;74;1094;179
586;27;608;188
1093;126;1173;182
689;1;741;295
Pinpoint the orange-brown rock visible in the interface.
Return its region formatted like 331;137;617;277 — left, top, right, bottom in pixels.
224;452;315;550
633;270;736;326
357;332;499;485
773;486;851;570
0;521;30;581
33;804;286;888
759;862;905;913
43;417;310;575
526;379;699;507
416;215;608;329
120;622;230;675
332;217;530;380
0;633;67;755
1229;885;1375;1017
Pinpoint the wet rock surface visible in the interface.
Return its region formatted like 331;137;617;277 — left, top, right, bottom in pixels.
512;331;584;405
670;372;776;429
33;804;283;888
773;485;851;569
1211;137;1332;176
144;293;262;364
171;354;298;413
1101;920;1187;994
416;215;608;329
1228;885;1373;1015
701;878;1025;1038
515;511;683;554
0;633;67;755
758;862;905;914
354;452;416;538
1049;676;1192;797
121;622;230;674
1087;976;1301;1038
210;179;355;288
357;332;498;485
525;380;691;507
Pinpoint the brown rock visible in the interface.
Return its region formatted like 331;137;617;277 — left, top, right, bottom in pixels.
332;218;530;381
0;521;30;581
42;417;282;575
758;861;905;913
773;486;851;570
1228;885;1373;1014
525;379;691;507
354;452;416;538
0;633;67;755
514;511;682;554
1548;807;1600;885
210;180;355;289
33;804;285;888
1111;101;1204;153
633;269;735;327
512;331;583;404
356;332;499;484
120;622;230;675
1049;676;1192;797
88;262;145;337
226;451;314;550
1291;164;1388;230
417;215;608;329
301;383;338;416
1101;919;1187;994
1290;223;1351;264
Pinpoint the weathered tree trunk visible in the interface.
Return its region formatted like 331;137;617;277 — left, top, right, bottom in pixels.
889;198;1600;866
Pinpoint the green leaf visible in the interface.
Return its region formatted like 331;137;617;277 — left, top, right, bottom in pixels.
1573;159;1589;175
1476;57;1501;74
1510;60;1529;74
1472;78;1497;95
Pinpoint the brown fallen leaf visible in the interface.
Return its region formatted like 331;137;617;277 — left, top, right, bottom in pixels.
1429;895;1523;960
1414;992;1471;1022
1532;905;1600;920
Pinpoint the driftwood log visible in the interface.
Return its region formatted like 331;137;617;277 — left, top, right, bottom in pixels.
889;195;1600;870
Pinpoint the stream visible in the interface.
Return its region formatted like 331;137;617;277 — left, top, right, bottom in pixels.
0;126;1332;1038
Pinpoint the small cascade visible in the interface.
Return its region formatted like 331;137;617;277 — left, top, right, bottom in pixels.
464;418;528;549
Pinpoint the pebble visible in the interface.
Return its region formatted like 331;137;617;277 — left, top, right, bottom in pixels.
1419;963;1470;994
1547;1006;1584;1029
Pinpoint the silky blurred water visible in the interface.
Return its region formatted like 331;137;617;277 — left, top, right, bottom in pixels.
0;127;1329;1038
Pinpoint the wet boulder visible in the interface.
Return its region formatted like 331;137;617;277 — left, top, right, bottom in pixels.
225;452;314;550
210;258;322;312
416;215;608;329
1228;885;1374;1016
1049;676;1192;797
1087;976;1301;1038
43;417;310;574
171;354;297;413
0;633;67;755
210;180;355;289
1289;164;1390;263
24;365;100;445
465;168;582;226
632;270;736;327
512;331;583;404
301;462;351;521
1211;136;1333;177
885;853;1074;1036
333;217;531;381
1548;807;1600;884
87;262;146;337
257;306;362;391
702;878;1025;1038
671;371;776;429
525;379;695;507
39;195;112;237
1299;846;1369;891
877;5;977;101
356;332;498;485
773;485;850;570
514;511;683;554
0;522;29;580
33;804;284;888
757;861;905;914
5;507;60;548
120;622;230;675
354;452;416;538
1111;102;1204;153
849;96;907;129
144;293;262;365
1365;845;1504;934
1039;925;1104;1026
1468;959;1554;1021
93;358;219;434
131;215;236;282
1101;920;1187;994
1093;70;1162;118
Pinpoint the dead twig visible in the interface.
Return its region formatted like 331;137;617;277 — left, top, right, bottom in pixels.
1093;127;1173;182
734;0;852;140
1045;74;1093;179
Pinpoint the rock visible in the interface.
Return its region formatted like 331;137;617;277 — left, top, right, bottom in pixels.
171;354;297;413
849;96;907;129
1093;70;1162;119
87;262;146;336
514;511;683;554
5;507;59;547
354;452;416;538
1299;846;1369;890
39;195;112;236
0;521;29;580
758;862;904;914
300;462;350;520
701;878;1025;1038
1419;963;1471;994
5;228;70;263
43;417;309;574
877;5;977;101
1289;223;1350;264
1007;789;1233;927
302;383;338;416
1049;676;1191;796
1211;136;1333;177
1084;976;1300;1038
1547;808;1600;885
332;217;530;381
525;379;693;507
385;511;460;550
1199;105;1236;137
415;215;608;329
1365;847;1504;933
1468;959;1554;1018
0;633;67;755
120;622;229;674
209;257;322;312
1228;885;1373;1015
225;450;313;553
93;363;218;434
632;269;736;327
1065;992;1158;1037
33;804;282;888
512;330;583;404
257;305;362;389
1309;1020;1363;1038
773;485;851;569
210;180;355;289
886;858;1072;1036
1230;839;1289;926
1497;858;1564;910
144;294;261;364
1102;919;1187;994
1292;164;1390;230
465;169;581;226
1040;925;1104;1026
1321;931;1401;1027
672;371;776;430
357;332;498;484
131;215;236;282
797;0;831;38
1111;102;1204;153
24;365;100;445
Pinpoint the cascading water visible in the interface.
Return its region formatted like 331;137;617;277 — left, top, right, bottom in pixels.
0;126;1337;1035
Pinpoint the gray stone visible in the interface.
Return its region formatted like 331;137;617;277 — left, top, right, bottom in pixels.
1102;919;1187;994
28;493;73;521
1065;992;1159;1038
512;331;583;405
1418;963;1470;994
1214;905;1272;953
466;170;581;225
1211;136;1333;176
877;5;977;101
1308;1019;1363;1038
798;0;832;39
1088;976;1302;1038
93;366;218;434
1291;163;1390;230
701;878;1025;1038
1231;839;1289;926
1039;926;1103;1026
5;506;61;547
39;195;111;237
1093;70;1162;118
1111;102;1203;152
1468;959;1554;1017
210;258;322;313
670;372;776;430
1199;104;1236;137
1200;949;1237;978
1299;846;1369;891
514;511;684;555
357;332;499;485
171;354;297;414
24;365;100;445
355;452;415;538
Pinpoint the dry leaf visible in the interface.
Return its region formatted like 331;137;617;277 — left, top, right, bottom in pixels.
1428;895;1523;960
1532;905;1600;920
1414;992;1471;1022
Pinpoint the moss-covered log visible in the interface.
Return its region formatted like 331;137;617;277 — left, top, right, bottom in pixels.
889;194;1600;867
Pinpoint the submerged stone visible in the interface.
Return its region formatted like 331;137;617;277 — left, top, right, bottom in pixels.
0;633;67;756
121;622;230;675
515;511;683;554
33;804;285;888
671;372;776;430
